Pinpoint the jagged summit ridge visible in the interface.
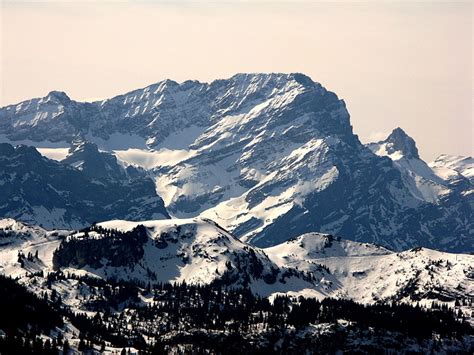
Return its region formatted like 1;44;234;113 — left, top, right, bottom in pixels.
1;73;353;147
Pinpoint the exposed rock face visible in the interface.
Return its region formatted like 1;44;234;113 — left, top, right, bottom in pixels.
384;127;420;159
62;140;127;181
0;74;353;146
0;143;169;229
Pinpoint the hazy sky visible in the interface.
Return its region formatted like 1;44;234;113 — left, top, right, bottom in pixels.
1;1;472;160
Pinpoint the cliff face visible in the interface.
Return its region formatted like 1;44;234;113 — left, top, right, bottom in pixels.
0;143;169;229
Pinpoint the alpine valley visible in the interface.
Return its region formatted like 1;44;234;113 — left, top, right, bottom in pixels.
0;73;472;354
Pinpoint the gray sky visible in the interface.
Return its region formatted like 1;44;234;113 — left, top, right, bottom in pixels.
1;1;472;161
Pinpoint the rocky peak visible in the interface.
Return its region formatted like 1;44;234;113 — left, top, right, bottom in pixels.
67;138;99;156
1;75;471;253
63;140;125;180
384;127;420;159
46;90;71;104
0;143;42;160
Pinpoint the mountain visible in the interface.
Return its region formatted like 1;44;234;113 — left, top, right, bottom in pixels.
1;218;472;312
1;73;472;252
367;128;470;203
367;129;473;251
0;90;95;143
0;74;353;148
62;139;130;181
51;218;315;294
430;154;474;186
0;218;317;308
265;233;474;307
1;217;472;352
0;142;169;229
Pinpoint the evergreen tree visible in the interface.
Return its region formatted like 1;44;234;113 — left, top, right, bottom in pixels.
63;339;70;354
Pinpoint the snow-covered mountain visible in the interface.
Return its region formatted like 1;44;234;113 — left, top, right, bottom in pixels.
367;129;473;252
430;154;474;187
1;73;472;252
52;218;315;294
266;232;391;260
1;218;471;354
62;139;131;181
367;128;450;203
367;128;473;204
0;218;317;304
1;218;472;312
0;142;169;229
265;233;474;307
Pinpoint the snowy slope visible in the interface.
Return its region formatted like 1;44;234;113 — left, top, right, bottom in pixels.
265;233;474;306
429;154;474;184
0;219;67;278
0;218;321;313
47;218;318;296
266;232;391;262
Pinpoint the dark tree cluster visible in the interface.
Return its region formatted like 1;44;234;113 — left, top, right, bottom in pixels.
52;224;148;270
1;273;472;354
0;275;63;336
55;278;473;353
0;275;64;355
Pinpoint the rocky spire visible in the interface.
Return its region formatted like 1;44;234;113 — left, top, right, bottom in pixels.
384;127;420;159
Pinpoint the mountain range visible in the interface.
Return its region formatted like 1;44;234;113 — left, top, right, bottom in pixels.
1;73;472;253
1;217;472;315
1;73;473;353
